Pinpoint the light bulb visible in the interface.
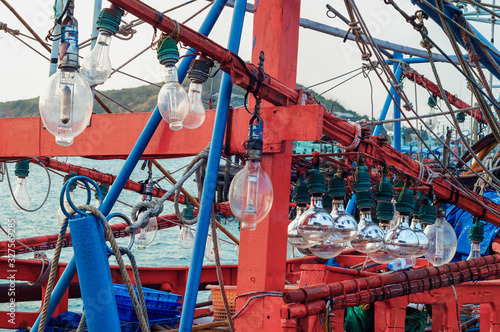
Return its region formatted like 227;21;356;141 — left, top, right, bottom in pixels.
368;223;397;264
384;213;420;258
467;241;481;260
288;205;317;248
426;107;439;132
350;210;384;253
424;213;457;265
310;236;344;259
183;82;206;129
57;190;74;226
410;216;429;257
157;65;190;131
178;227;195;249
134;215;158;250
39;68;93;146
11;177;31;210
383;112;394;136
228;160;273;230
330;199;357;243
81;31;112;85
297;195;334;242
204;235;221;262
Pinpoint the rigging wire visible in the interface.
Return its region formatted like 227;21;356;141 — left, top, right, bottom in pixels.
95;90;134;113
305;67;362;89
318;70;364;97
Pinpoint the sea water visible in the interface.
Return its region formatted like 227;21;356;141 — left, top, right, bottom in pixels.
0;157;240;318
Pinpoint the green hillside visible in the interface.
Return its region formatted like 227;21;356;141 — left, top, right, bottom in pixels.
0;71;367;121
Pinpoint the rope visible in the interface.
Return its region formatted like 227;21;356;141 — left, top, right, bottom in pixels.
27;252;52;286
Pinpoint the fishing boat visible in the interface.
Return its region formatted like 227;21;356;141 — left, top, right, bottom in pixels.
3;0;500;331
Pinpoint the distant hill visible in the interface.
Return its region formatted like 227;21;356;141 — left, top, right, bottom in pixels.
0;71;368;121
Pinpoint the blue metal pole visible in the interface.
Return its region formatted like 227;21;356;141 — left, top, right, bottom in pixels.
90;0;103;49
49;0;64;76
30;259;77;332
346;193;356;215
393;53;403;152
69;214;121;331
32;1;229;327
179;0;247;330
372;65;403;139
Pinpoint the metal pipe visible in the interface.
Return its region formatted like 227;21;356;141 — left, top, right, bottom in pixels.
373;65;403;137
393;56;403;152
49;0;64;75
69;214;121;331
90;0;103;49
179;0;247;330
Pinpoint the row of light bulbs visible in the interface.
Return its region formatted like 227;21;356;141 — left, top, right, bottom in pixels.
39;7;211;147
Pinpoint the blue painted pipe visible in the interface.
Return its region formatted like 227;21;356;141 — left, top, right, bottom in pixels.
90;0;103;49
179;0;247;330
32;0;229;327
372;65;403;138
386;55;458;65
393;53;403;152
49;0;64;76
346;193;356;215
69;214;121;331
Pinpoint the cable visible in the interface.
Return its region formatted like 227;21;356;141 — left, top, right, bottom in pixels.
305;67;362;89
95;90;134;113
318;70;364;97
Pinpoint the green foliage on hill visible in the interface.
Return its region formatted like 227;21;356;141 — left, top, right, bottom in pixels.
0;71;367;121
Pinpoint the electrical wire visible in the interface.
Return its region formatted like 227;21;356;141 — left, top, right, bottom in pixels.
305;67;362;89
95;90;134;113
318;70;364;97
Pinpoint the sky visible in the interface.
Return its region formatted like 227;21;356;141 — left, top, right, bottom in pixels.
0;0;498;121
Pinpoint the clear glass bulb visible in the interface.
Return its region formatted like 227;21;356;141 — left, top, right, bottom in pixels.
330;200;357;243
368;223;397;264
204;235;221;262
178;226;195;249
350;210;384;253
384;213;420;258
424;214;457;265
467;242;481;260
410;216;429;257
81;31;112;86
157;65;190;131
11;177;31;210
57;190;74;226
297;195;334;242
383;112;394;136
183;82;206;129
426;107;439;132
39;68;93;146
310;236;344;259
228;160;273;230
134;215;158;250
288;205;317;248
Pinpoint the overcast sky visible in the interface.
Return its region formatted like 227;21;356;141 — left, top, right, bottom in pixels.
0;0;497;120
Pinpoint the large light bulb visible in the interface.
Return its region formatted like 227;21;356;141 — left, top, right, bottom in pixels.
350;210;384;253
228;160;273;230
39;69;93;146
178;227;195;249
11;177;31;210
183;82;206;129
57;190;74;226
410;216;429;257
310;236;344;259
424;213;457;265
297;195;334;242
383;112;394;136
135;215;158;250
288;205;317;248
330;199;357;243
81;31;112;85
204;235;221;262
426;107;439;132
467;241;481;260
368;223;397;264
384;213;420;258
157;65;190;131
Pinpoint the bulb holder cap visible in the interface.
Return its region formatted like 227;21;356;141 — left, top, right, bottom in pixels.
328;174;346;198
376;201;394;221
293;179;310;204
14;160;30;178
64;173;78;191
469;222;484;243
157;38;180;66
456;112;466;123
373;177;393;202
356;190;373;209
323;192;333;213
395;188;414;214
59;25;79;69
96;7;124;35
183;205;195;220
187;56;213;84
352;165;371;192
419;199;437;224
95;184;109;200
307;169;327;194
427;95;438;108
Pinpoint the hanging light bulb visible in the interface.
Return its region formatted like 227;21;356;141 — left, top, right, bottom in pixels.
184;56;213;129
350;191;384;253
328;174;357;243
156;36;190;131
81;7;123;86
288;178;317;248
297;168;335;242
11;160;31;210
39;16;93;147
384;188;420;258
426;95;439;132
57;173;77;225
204;234;222;262
424;205;457;265
409;200;429;257
229;120;273;230
368;222;397;264
467;220;484;260
135;214;158;250
310;237;344;259
178;203;195;249
383;111;394;136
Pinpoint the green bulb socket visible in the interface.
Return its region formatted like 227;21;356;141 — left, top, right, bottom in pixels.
307;169;327;194
427;95;438;108
419;199;437;225
373;177;393;202
356;191;373;209
183;202;195;220
293;179;310;204
456;112;466;123
469;221;484;243
14;159;30;178
352;165;371;192
395;188;414;214
328;174;346;198
411;201;421;216
376;201;394;221
95;184;109;200
157;37;180;67
96;7;124;35
64;172;78;191
323;192;333;213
